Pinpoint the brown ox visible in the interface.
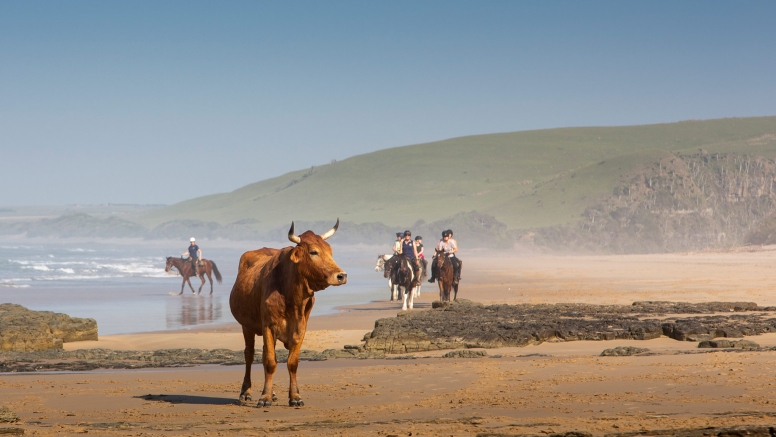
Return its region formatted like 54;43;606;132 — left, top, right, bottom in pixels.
229;220;347;407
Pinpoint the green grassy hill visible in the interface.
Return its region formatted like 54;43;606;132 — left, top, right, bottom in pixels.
138;117;776;235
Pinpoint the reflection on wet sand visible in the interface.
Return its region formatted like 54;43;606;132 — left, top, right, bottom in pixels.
166;295;224;329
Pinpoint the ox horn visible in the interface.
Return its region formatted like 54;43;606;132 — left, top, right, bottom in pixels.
288;221;301;244
320;218;339;240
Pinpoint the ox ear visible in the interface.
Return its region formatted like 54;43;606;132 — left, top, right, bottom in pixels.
290;246;303;264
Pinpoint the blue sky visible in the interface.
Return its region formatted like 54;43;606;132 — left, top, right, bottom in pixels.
2;1;775;206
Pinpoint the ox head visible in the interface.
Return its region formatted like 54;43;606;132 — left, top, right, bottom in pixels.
288;219;347;289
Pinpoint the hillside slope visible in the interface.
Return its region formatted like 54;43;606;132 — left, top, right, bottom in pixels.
138;117;776;235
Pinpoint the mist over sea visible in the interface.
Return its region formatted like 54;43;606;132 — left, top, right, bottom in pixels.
0;239;386;335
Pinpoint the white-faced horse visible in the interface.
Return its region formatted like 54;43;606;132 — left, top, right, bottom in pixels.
376;254;400;301
376;254;426;308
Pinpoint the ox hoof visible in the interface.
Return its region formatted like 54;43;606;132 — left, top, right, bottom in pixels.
239;393;252;403
289;399;305;407
256;399;272;408
272;392;278;402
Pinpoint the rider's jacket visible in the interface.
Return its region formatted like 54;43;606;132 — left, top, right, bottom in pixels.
402;240;416;259
436;239;457;256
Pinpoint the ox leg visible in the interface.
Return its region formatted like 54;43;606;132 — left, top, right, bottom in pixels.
239;327;256;403
287;343;305;406
257;328;277;408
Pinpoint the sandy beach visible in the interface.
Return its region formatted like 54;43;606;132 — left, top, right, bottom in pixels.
6;248;776;435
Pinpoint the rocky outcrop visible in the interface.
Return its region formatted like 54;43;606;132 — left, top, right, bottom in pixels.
698;339;760;350
361;300;776;354
0;304;98;352
600;346;650;356
0;407;18;423
0;347;388;372
442;350;487;358
604;425;776;437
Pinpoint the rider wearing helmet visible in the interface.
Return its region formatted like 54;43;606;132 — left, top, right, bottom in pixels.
397;230;421;280
182;237;202;276
392;232;403;256
428;230;461;284
415;235;428;275
447;229;462;284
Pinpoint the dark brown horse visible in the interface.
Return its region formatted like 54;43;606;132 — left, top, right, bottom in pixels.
434;249;458;302
165;257;223;295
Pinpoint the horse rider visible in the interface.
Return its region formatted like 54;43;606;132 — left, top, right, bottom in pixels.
446;229;462;284
415;235;428;274
392;232;403;256
428;230;461;284
182;237;202;276
397;230;421;280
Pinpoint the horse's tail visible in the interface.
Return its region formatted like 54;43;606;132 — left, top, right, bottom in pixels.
210;261;223;284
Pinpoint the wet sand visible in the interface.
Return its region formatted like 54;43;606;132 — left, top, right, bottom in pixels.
7;247;776;435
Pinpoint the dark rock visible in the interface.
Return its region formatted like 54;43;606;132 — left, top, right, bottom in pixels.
698;339;760;350
361;300;776;354
0;408;18;423
0;427;25;435
0;304;97;351
442;350;487;358
604;425;774;436
600;346;650;356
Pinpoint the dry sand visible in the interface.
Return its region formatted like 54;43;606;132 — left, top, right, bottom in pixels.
7;247;776;435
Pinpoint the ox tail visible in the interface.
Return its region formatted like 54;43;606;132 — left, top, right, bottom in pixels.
211;261;223;284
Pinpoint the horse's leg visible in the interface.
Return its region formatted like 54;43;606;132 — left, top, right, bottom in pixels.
401;284;409;311
179;277;185;295
187;277;196;293
197;274;205;295
453;282;459;301
207;270;214;295
408;285;415;309
388;278;394;301
437;279;443;302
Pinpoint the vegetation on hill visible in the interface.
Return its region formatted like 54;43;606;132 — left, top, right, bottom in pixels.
137;117;776;237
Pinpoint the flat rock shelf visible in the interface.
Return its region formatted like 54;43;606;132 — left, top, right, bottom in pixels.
361;299;776;354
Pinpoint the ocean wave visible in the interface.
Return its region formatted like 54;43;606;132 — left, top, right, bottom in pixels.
57;268;76;274
0;283;30;288
23;265;52;271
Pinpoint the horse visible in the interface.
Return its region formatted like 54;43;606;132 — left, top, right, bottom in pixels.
434;249;458;302
375;254;398;300
389;256;420;310
165;256;223;295
414;257;427;298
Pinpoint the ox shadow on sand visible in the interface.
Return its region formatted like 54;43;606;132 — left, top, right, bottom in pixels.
135;394;237;406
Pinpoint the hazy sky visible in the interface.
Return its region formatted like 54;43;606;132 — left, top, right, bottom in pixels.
2;1;775;206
